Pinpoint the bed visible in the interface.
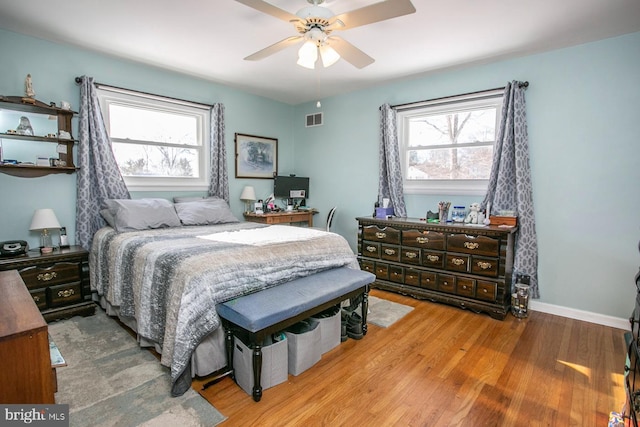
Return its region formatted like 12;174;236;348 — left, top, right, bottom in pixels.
89;197;359;396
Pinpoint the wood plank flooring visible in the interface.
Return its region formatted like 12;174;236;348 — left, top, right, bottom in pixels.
193;289;628;426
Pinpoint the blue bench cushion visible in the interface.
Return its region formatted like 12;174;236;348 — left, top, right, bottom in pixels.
217;267;374;333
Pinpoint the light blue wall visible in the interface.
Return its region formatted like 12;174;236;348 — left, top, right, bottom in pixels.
0;28;294;248
1;27;638;319
294;32;640;319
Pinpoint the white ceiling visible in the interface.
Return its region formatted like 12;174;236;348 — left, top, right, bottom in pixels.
0;0;639;105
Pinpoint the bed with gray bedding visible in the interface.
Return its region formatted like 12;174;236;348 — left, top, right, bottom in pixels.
90;198;358;396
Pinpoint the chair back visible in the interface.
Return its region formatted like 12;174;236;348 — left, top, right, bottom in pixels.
326;207;337;232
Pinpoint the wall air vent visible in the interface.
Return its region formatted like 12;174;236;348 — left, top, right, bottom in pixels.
305;112;323;127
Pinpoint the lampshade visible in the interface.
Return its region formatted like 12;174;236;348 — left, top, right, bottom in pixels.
30;208;61;231
297;41;318;69
240;186;256;202
319;45;340;68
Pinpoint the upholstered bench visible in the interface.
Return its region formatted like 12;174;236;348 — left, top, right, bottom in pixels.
215;267;375;402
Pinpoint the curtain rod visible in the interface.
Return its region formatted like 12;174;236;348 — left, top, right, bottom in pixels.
74;77;215;109
388;81;529;110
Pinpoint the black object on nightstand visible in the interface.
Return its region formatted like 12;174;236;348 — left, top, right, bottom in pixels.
0;245;95;322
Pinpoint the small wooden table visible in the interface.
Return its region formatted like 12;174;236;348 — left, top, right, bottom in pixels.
244;210;314;227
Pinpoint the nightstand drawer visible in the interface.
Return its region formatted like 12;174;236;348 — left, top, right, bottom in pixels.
48;282;82;307
19;262;80;290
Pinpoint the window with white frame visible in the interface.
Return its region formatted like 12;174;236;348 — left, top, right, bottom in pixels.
397;89;504;195
96;86;210;191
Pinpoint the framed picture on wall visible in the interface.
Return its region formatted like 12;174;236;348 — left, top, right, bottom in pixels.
234;133;278;179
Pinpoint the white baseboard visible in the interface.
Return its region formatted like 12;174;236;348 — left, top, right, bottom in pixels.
530;300;629;331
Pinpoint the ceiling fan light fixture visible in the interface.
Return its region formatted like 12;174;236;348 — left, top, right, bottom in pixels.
319;44;340;67
297;41;318;69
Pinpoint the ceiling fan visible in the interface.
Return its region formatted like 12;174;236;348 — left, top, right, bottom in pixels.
236;0;416;69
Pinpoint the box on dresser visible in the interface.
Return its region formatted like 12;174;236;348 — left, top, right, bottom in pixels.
0;246;95;322
356;216;517;320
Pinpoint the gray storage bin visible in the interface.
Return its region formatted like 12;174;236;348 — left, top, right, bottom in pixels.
285;318;322;376
233;334;288;396
311;306;341;354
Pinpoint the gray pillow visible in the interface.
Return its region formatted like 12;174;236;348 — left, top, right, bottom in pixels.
103;198;182;232
100;209;116;228
174;199;239;225
173;196;223;203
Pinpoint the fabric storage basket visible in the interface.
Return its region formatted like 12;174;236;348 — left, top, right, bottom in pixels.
233;334;288;396
311;306;341;354
284;318;322;376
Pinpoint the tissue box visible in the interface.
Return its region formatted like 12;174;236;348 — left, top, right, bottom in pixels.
311;306;341;354
285;319;322;376
233;335;288;396
375;207;394;218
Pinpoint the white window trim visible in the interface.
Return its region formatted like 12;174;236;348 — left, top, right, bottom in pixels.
96;86;210;192
396;89;504;196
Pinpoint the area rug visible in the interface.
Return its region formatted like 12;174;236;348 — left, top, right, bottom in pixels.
48;309;226;427
365;295;414;328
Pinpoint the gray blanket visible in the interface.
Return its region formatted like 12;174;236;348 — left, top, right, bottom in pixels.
90;222;358;396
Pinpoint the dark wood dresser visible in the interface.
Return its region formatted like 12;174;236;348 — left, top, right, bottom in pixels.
0;246;95;322
356;217;517;320
626;261;640;426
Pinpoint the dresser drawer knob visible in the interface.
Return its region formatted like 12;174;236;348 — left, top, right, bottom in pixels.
366;246;377;253
462;285;467;290
483;289;488;293
416;237;429;244
375;232;387;239
37;272;57;282
451;258;465;266
33;295;40;302
477;261;492;270
464;242;479;250
426;255;440;262
384;248;396;255
405;252;417;259
58;289;75;298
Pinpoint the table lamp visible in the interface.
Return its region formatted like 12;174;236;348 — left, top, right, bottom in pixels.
240;186;256;213
30;208;61;253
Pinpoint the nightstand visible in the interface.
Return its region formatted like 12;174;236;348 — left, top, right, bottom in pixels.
0;245;95;322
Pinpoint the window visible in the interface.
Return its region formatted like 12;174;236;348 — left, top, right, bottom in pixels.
96;86;210;191
397;89;503;195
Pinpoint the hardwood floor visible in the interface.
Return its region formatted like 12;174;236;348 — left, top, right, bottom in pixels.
193;289;628;426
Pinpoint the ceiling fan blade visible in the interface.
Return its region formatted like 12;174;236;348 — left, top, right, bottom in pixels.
334;0;416;30
244;36;303;61
329;37;375;69
235;0;300;23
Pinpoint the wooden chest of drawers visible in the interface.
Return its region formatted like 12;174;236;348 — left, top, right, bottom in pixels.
357;217;517;320
0;246;95;322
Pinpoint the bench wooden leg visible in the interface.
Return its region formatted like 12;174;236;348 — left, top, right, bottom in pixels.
361;290;369;336
252;344;263;402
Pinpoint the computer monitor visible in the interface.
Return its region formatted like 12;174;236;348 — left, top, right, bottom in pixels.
273;175;309;200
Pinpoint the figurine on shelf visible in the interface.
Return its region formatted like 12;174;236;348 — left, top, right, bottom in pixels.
25;74;35;98
16;116;34;136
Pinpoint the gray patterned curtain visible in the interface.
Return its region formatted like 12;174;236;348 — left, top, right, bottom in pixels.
207;103;229;202
75;76;130;250
379;104;407;217
482;81;539;297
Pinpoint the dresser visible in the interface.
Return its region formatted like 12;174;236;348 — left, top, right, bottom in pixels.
0;246;95;322
356;217;517;320
626;251;640;426
0;270;55;403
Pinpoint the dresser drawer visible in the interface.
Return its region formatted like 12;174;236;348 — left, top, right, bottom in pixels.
404;268;421;287
402;230;445;250
374;263;389;280
363;225;400;245
422;251;445;269
447;234;500;257
476;280;498;302
420;271;437;290
362;242;380;258
471;256;499;277
19;262;81;290
359;259;375;275
401;247;421;265
457;277;475;298
30;288;48;310
380;245;401;262
446;253;470;273
48;282;82;307
389;265;404;284
438;274;456;294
